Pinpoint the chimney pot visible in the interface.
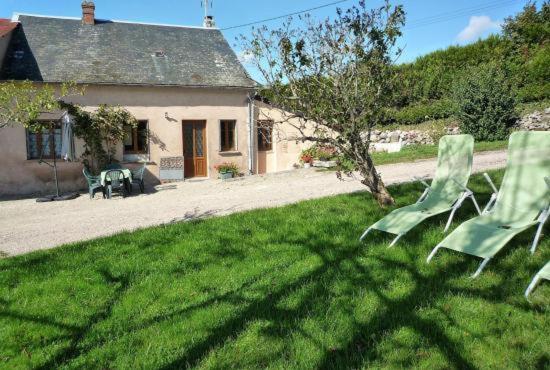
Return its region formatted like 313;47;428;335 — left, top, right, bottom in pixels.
203;15;215;28
81;1;95;25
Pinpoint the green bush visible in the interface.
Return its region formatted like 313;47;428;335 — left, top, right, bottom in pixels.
385;99;455;125
453;64;518;141
517;82;550;102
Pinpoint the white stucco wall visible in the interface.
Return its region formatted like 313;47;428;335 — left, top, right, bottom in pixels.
0;84;252;196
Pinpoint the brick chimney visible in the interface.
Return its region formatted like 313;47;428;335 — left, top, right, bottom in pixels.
81;1;95;25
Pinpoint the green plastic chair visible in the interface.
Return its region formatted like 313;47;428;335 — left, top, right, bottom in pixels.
360;134;479;247
525;261;550;299
130;163;146;193
427;131;550;278
83;168;105;199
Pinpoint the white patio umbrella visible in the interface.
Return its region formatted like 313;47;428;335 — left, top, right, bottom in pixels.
61;112;76;161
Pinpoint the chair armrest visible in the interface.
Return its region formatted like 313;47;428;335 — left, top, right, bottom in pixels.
413;176;431;188
483;172;499;194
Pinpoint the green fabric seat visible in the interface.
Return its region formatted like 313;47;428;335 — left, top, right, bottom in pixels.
525;261;550;299
427;131;550;278
361;134;478;246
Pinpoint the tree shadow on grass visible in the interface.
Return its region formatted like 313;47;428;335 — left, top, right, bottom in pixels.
155;229;480;369
31;268;131;370
1;171;546;368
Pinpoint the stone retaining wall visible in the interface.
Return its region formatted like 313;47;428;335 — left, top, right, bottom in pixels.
368;108;549;146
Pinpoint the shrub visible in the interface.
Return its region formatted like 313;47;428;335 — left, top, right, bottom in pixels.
214;162;239;175
387;99;455;125
517;82;550;102
453;64;518;141
300;145;337;161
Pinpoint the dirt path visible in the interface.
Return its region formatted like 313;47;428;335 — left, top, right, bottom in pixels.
0;150;507;256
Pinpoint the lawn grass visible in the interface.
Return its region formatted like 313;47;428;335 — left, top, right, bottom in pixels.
370;140;508;166
0;170;548;369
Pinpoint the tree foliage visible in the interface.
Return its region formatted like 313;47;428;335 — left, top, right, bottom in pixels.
387;1;549;125
241;0;405;206
0;80;137;173
62;103;138;173
0;81;82;131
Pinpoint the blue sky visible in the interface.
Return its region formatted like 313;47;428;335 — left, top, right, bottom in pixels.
1;0;528;79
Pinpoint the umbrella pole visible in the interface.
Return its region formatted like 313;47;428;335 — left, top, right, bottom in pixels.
53;150;60;197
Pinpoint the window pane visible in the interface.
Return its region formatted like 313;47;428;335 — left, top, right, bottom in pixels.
27;132;39;159
220;121;226;149
220;120;236;151
54;127;62;157
41;130;52;157
228;123;234;150
184;125;194;157
196;126;204;156
123;125;133;150
137;121;148;152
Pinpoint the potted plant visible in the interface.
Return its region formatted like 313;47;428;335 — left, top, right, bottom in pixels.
300;154;313;168
312;145;338;168
214;162;239;180
299;148;316;169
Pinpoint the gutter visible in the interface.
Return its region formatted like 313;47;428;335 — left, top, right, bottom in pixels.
247;93;255;175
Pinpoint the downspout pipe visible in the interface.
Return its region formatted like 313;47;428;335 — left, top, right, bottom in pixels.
247;93;255;175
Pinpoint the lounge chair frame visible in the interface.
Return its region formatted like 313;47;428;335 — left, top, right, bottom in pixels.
427;175;550;278
360;177;481;247
525;262;550;300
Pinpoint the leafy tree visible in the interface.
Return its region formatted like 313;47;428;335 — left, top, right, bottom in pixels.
0;80;137;174
502;1;550;50
453;63;518;141
241;0;405;206
0;81;81;130
62;103;138;173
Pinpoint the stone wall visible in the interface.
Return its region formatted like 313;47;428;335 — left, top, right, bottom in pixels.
368;107;549;147
370;129;433;146
517;108;550;131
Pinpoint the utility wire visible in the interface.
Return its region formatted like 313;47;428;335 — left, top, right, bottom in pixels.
405;0;522;30
220;0;522;31
220;0;351;30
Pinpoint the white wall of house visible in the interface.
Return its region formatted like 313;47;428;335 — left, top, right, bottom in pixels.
0;84;253;196
255;102;312;174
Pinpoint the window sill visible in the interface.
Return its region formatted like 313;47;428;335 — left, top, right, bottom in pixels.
123;154;149;163
219;151;242;156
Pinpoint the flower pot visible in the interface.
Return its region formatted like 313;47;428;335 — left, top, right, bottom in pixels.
219;172;234;180
312;160;337;168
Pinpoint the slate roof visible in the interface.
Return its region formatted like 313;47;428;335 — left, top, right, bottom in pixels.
0;14;256;88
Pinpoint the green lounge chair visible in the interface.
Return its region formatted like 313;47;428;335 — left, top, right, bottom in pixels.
427;131;550;278
360;134;480;247
525;261;550;299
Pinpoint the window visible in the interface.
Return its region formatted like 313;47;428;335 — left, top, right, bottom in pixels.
27;122;62;160
220;120;237;152
124;121;148;154
257;120;273;151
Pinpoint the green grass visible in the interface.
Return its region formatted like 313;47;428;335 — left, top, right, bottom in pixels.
0;170;548;369
370;140;508;166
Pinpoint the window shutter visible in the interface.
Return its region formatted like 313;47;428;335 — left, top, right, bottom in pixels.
234;121;238;151
218;120;222;152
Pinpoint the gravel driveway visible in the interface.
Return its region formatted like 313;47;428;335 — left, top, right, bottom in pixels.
0;150;507;257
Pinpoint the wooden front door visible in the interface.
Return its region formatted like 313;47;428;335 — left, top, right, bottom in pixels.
182;121;207;178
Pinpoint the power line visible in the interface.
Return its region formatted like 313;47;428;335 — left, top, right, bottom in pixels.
220;0;351;31
220;0;523;32
405;0;523;30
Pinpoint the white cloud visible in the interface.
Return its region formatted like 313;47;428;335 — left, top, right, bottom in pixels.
456;15;501;42
237;50;255;65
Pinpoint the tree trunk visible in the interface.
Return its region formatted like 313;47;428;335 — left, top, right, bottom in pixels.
359;156;395;207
